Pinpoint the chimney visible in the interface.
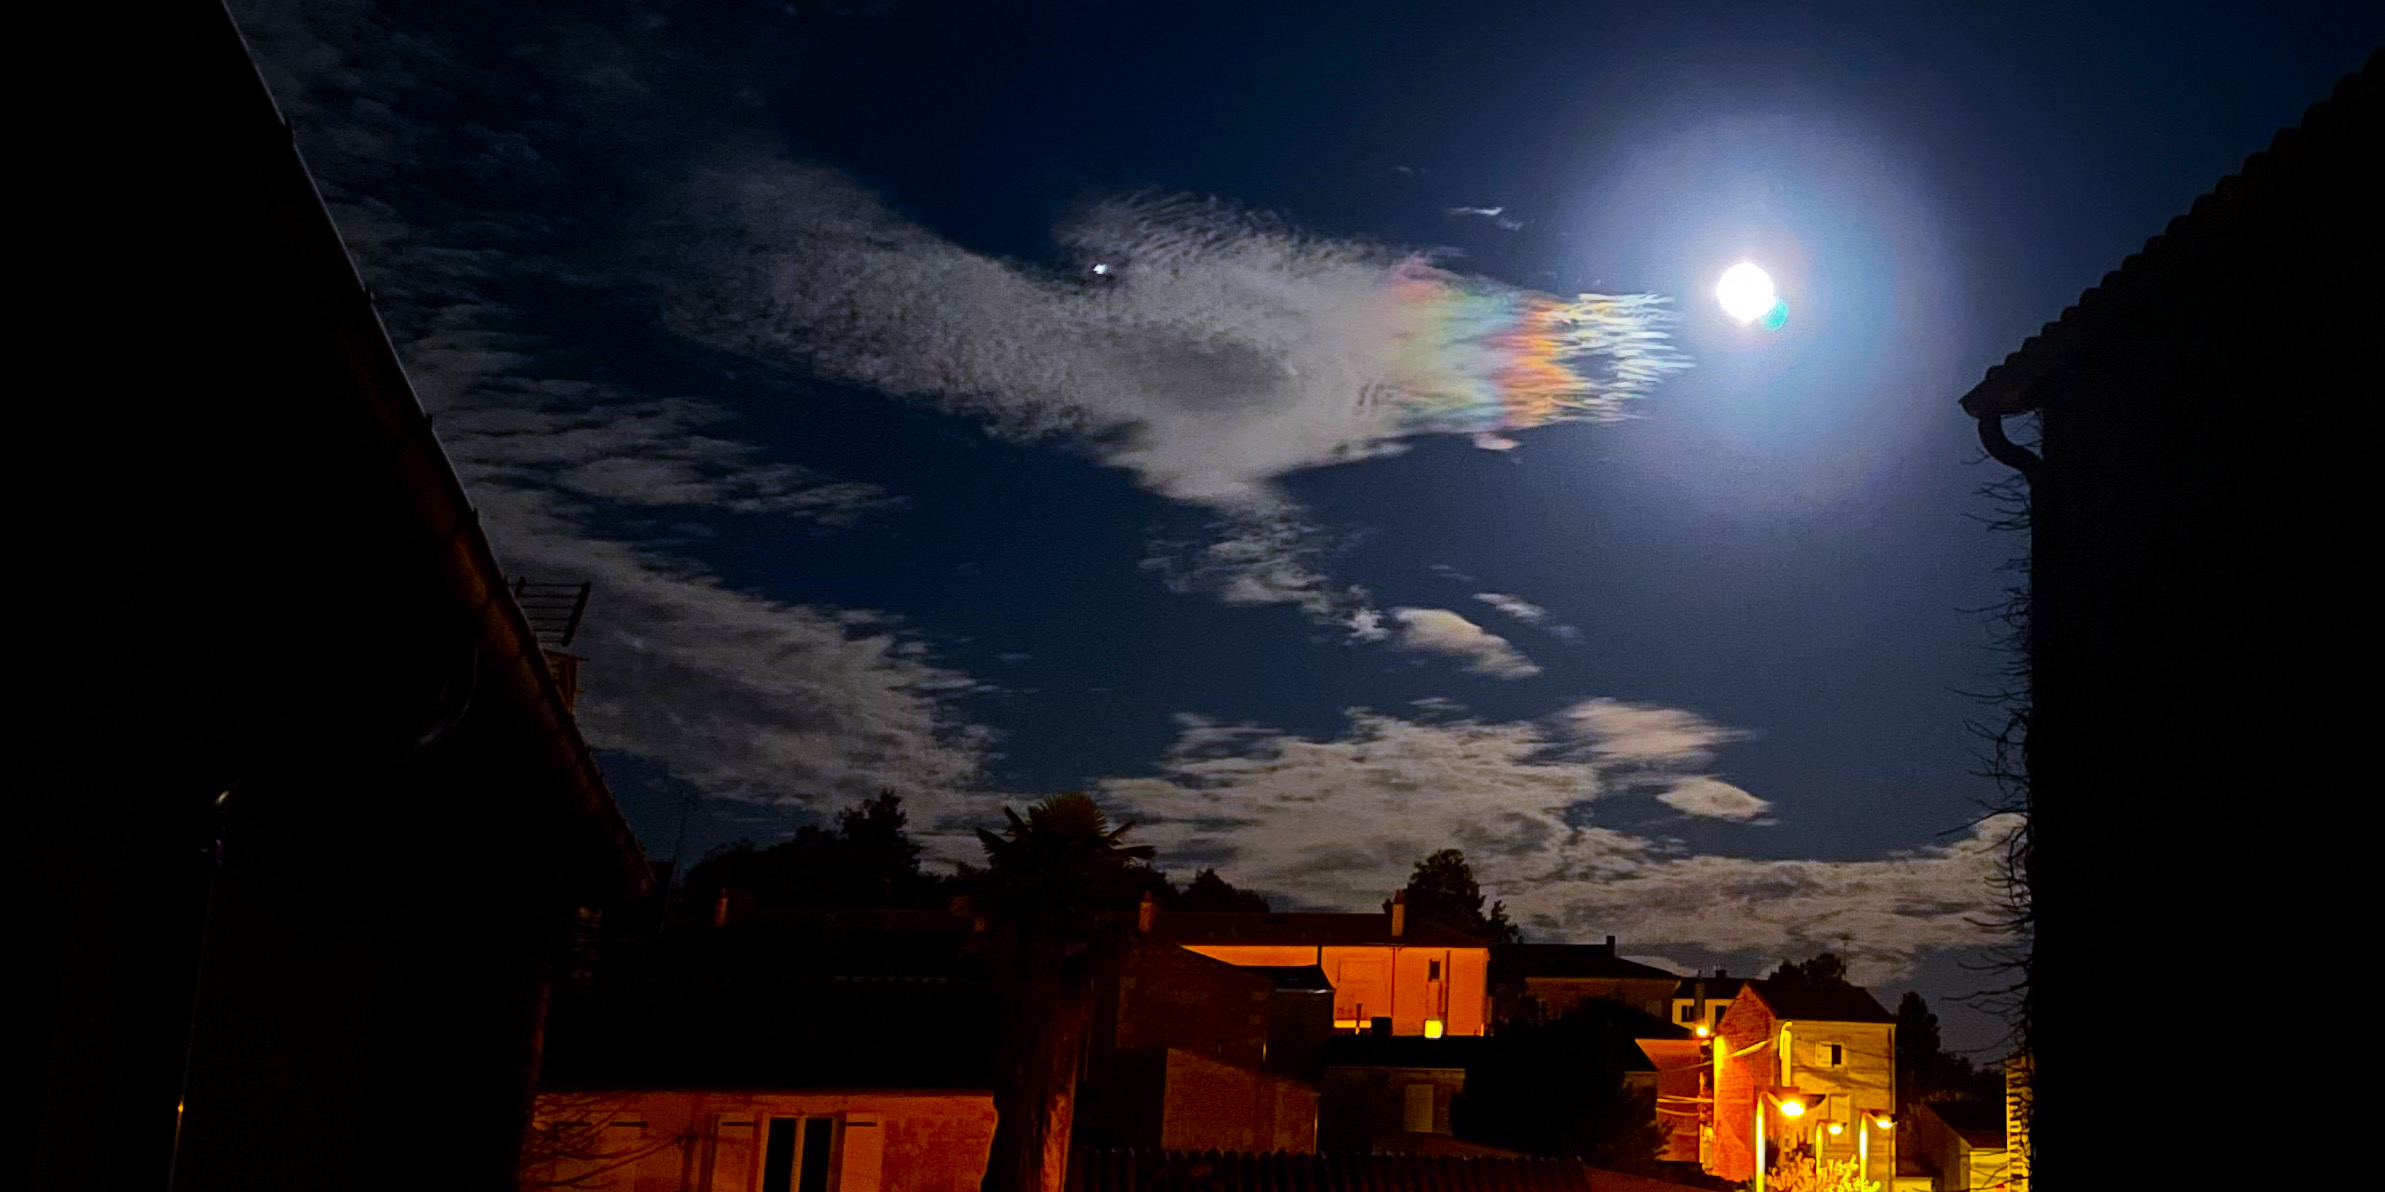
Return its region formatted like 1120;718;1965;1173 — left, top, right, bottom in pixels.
1605;934;1617;951
1137;891;1157;933
1715;966;1728;979
1389;889;1407;938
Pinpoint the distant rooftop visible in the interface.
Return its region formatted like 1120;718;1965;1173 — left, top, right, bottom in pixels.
1674;975;1746;999
1152;910;1485;949
1497;942;1681;982
1922;1100;2009;1150
1746;979;1895;1024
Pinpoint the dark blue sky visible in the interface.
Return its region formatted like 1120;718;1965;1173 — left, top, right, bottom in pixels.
242;0;2378;1050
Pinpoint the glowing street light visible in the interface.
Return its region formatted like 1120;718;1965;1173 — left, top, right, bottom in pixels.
1859;1111;1894;1181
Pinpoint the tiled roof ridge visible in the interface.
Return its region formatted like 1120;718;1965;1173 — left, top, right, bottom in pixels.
1960;47;2382;419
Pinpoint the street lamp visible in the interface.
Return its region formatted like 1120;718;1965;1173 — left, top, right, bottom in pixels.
1859;1111;1893;1182
1755;1090;1810;1192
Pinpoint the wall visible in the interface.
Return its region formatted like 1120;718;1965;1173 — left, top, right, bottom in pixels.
1776;1022;1894;1184
525;1090;995;1192
1318;1065;1465;1151
1154;1049;1319;1154
1994;64;2378;1185
1182;944;1489;1036
1910;1107;2010;1192
1707;999;1897;1188
1116;944;1275;1069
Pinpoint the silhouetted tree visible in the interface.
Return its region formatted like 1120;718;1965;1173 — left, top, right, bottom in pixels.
976;795;1154;1192
1895;990;1942;1106
1768;952;1853;987
1892;991;2002;1110
1452;999;1669;1170
1397;848;1520;943
1167;867;1271;912
681;791;947;911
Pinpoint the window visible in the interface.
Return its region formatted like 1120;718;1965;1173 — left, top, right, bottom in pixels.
1826;1043;1844;1067
1428;959;1442;980
1679;1003;1695;1022
760;1117;837;1192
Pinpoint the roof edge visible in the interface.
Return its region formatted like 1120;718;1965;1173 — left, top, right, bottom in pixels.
1960;48;2382;420
212;5;649;901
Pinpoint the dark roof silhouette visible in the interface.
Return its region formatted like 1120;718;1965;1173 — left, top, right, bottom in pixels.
1075;1150;1711;1192
1921;1100;2008;1149
1496;943;1680;981
1672;975;1746;999
1322;1035;1488;1070
543;974;997;1090
1745;979;1895;1024
1962;49;2383;419
1151;911;1485;949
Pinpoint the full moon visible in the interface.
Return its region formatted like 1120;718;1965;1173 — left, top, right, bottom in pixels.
1716;262;1778;323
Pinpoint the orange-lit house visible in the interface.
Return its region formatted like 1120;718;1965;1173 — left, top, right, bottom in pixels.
526;1089;994;1192
1078;938;1327;1153
1700;980;1898;1189
535;927;1002;1192
1147;894;1490;1037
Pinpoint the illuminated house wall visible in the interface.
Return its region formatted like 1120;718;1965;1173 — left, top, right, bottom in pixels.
1705;980;1898;1188
1147;908;1491;1038
524;1090;995;1192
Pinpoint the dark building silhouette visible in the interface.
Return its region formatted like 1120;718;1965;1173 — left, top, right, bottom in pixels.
26;5;646;1190
1491;939;1685;1027
1073;1149;1714;1192
1960;49;2380;1188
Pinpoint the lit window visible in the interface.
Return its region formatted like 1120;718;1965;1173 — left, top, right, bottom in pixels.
1424;1019;1445;1039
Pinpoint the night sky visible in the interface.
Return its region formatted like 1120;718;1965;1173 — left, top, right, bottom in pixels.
236;0;2378;1050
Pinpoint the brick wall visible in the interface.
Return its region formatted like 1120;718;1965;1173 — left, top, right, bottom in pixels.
1156;1049;1319;1153
526;1089;995;1192
1116;944;1274;1070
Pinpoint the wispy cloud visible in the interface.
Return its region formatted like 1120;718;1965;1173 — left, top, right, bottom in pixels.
1448;204;1525;230
663;161;1683;617
1474;591;1582;641
1102;704;2011;982
1388;608;1543;679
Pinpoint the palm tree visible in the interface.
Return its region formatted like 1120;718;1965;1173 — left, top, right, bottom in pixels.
975;794;1154;1192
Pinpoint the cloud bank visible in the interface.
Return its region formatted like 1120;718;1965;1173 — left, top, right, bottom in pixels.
1101;703;2012;982
671;166;1681;514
